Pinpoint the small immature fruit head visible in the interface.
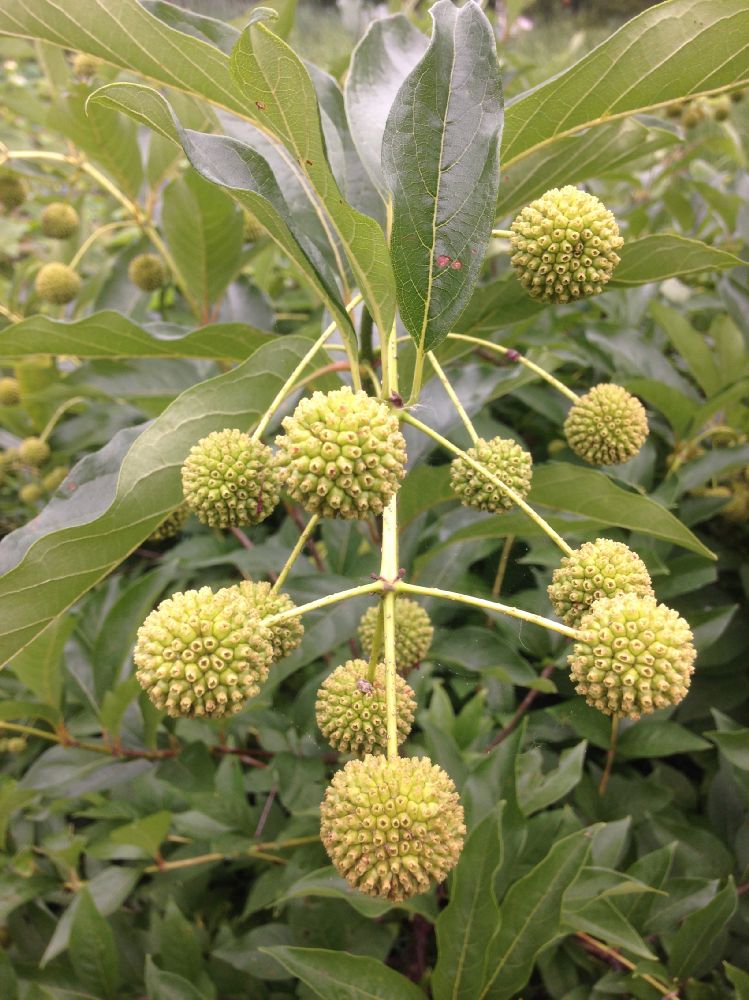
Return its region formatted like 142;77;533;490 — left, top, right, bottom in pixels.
18;437;50;467
320;754;465;900
568;593;696;719
0;378;20;407
315;659;415;755
243;211;266;242
35;263;81;305
134;586;273;718
275;387;406;519
233;580;304;661
71;53;101;79
0;172;27;212
564;384;648;466
450;436;532;514
18;482;44;505
148;505;190;543
42;466;69;493
181;429;281;529
40;202;79;239
712;95;732;121
510;185;623;304
358;598;434;673
548;538;654;628
128;253;166;292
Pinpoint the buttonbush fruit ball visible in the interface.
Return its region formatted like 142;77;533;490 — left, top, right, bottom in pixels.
450;436;532;514
358;599;434;674
18;437;50;467
40;202;79;239
0;378;21;407
128;253;166;292
243;211;266;242
43;466;69;493
35;263;81;305
548;538;654;628
19;483;44;505
0;172;27;212
320;754;465;901
232;580;304;662
315;659;416;755
568;593;696;719
71;53;101;79
564;384;648;466
181;429;281;529
148;505;190;543
275;387;406;519
134;586;274;718
510;186;623;304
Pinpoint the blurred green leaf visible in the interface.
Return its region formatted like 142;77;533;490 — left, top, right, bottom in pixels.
69;888;120;1000
617;721;710;760
668;878;737;979
8;615;73;709
260;946;426;999
110;810;171;858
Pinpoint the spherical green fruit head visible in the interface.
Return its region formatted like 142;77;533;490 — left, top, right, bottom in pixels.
358;598;434;673
19;437;51;467
35;263;81;305
0;378;21;407
564;384;648;466
40;202;79;239
0;172;27;212
128;253;166;292
450;436;533;514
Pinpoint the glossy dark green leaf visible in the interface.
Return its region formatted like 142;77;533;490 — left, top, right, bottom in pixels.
617;720;710;760
516;742;587;816
69;888;120;1000
260;946;426;1000
145;957;207;1000
110;810;171;858
668;878;737;979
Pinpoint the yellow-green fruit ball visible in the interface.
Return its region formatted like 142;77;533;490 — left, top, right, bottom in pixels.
18;482;44;505
233;580;304;661
148;505;190;542
35;263;81;305
681;102;705;128
71;53;101;79
510;186;623;304
243;211;266;242
450;436;532;514
181;429;281;529
315;659;416;755
18;437;51;467
128;253;166;292
548;538;654;628
564;384;648;466
712;95;732;121
321;754;465;901
358;599;434;673
568;593;696;719
134;586;273;718
0;172;27;212
275;387;406;519
40;202;79;239
0;378;20;407
42;466;69;493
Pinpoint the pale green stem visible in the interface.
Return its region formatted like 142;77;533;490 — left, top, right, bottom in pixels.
362;362;382;397
271;514;320;593
396;582;580;640
39;396;87;443
598;714;620;796
0;301;21;323
366;601;384;684
447;333;579;404
401;411;574;556
408;347;426;406
380;494;400;760
428;351;479;443
491;228;514;239
69;221;133;271
263;581;383;628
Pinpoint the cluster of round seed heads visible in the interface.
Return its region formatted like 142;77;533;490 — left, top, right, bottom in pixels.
181;429;281;529
232;580;304;662
510;186;623;304
40;202;79;239
134;586;273;718
320;754;465;901
358;599;434;674
316;659;415;755
450;436;533;514
275;387;406;519
548;538;654;628
148;505;190;543
568;593;696;719
35;263;81;305
128;253;166;292
564;384;648;466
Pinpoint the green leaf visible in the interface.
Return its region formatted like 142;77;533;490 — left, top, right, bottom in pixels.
563;897;657;960
725;962;749;996
668;878;737;980
611;236;744;289
0;311;274;360
8;615;73;709
705;729;749;770
433;806;504;1000
617;720;710;760
0;780;37;847
480;828;595;999
69;888;120;1000
0;335;319;667
145;957;207;1000
454;275;544;335
99;678;141;741
230;19;396;339
259;946;426;1000
0;700;61;728
110;810;171;858
650;300;723;396
273;865;436;921
501;0;749;168
0;950;18;1000
382;0;503;353
515;742;587;816
142;0;239;54
160;899;206;984
344;14;428;195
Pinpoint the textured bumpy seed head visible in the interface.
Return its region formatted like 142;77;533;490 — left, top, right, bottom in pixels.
134;586;273;718
549;538;654;628
316;659;415;755
450;436;532;514
565;384;648;466
569;593;695;719
18;482;43;505
35;263;81;305
243;211;266;242
231;580;304;661
148;505;190;543
321;754;465;900
128;253;166;292
358;599;434;673
40;202;79;239
18;437;50;467
181;429;281;529
510;186;623;304
71;53;101;79
275;387;406;519
0;378;20;407
0;172;27;212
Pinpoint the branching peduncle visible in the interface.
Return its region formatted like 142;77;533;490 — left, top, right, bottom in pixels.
428;351;479;443
367;602;384;684
69;220;134;271
263;581;383;627
271;514;321;593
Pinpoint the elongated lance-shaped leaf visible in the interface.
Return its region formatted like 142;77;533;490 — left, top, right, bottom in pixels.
230;14;396;340
88;83;356;354
382;0;503;354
